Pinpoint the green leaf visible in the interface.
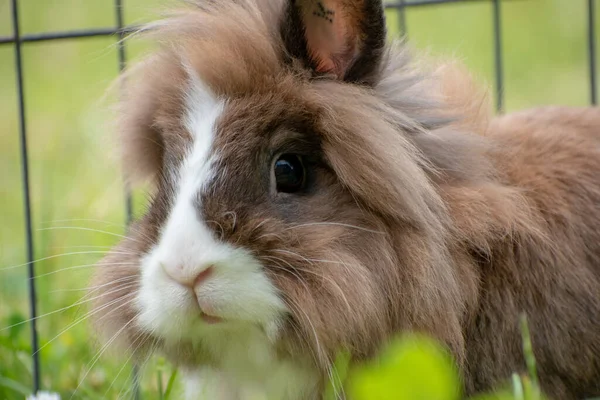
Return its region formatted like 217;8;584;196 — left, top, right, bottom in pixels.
324;350;351;400
348;334;461;400
6;312;26;342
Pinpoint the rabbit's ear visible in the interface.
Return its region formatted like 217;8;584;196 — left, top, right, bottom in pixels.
282;0;386;84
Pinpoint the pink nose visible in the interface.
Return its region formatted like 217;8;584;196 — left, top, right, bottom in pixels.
162;263;214;289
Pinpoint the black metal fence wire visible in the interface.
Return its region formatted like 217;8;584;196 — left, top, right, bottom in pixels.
1;0;598;396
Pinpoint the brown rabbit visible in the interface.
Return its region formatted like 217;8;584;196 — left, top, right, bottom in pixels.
90;0;600;398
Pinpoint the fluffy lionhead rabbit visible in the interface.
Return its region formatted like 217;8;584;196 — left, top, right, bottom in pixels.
91;0;600;398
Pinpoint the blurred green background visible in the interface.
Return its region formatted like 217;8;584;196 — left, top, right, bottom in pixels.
0;0;598;398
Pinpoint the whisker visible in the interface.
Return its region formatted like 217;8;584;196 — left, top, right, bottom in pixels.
1;250;134;272
255;232;282;241
103;329;148;397
294;302;336;394
1;282;138;332
37;226;136;242
116;361;139;400
280;297;321;383
49;245;115;250
263;259;340;398
114;324;159;400
70;314;139;400
40;221;155;247
274;248;352;269
32;261;138;279
48;275;137;294
42;218;126;229
250;219;270;238
271;248;355;279
34;294;137;356
259;256;313;295
260;256;341;394
263;252;353;314
113;361;137;400
283;222;384;235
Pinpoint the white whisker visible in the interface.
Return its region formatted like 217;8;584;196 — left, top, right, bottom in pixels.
49;275;137;294
70;314;139;400
284;222;384;234
34;293;136;356
1;250;134;272
1;282;137;332
49;245;115;251
281;298;321;382
103;329;148;397
259;256;312;295
294;303;337;398
37;226;135;242
266;251;353;314
32;261;138;279
42;218;126;229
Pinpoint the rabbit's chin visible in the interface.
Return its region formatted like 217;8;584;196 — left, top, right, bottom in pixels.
133;247;320;398
134;278;320;398
153;325;319;400
137;312;320;400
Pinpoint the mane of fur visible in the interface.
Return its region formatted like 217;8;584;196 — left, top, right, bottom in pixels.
93;1;600;398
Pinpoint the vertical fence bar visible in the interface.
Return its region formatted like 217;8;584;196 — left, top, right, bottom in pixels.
492;0;504;113
10;0;40;393
115;0;141;398
398;0;407;37
115;0;134;226
588;0;597;105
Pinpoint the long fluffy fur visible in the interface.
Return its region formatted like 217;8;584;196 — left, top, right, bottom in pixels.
91;0;600;398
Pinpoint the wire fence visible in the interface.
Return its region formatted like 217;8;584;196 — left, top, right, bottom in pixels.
1;0;597;396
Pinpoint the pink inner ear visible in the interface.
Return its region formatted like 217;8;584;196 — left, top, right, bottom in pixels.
299;0;361;78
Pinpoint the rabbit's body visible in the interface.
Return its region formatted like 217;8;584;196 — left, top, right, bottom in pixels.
90;0;600;398
461;107;600;398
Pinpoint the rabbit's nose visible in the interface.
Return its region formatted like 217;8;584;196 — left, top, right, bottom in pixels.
161;262;214;289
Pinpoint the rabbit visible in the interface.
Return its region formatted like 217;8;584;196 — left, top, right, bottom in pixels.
90;0;600;398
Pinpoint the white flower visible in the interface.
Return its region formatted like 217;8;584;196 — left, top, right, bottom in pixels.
26;391;61;400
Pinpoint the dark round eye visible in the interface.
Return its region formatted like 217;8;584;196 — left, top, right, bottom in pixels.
274;154;305;193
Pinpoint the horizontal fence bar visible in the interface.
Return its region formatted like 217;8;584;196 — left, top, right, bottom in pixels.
386;0;496;8
0;0;501;45
0;27;136;45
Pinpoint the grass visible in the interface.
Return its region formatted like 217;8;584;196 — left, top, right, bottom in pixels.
1;0;599;398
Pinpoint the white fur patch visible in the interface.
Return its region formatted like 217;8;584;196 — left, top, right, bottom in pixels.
136;73;317;398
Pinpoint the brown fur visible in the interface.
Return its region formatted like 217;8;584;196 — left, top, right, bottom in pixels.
91;0;600;398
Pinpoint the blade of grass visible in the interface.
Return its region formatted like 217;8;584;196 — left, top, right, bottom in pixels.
163;368;178;400
0;374;31;396
511;373;524;400
519;314;539;387
158;368;164;400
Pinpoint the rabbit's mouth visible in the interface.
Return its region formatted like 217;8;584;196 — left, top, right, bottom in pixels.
134;254;319;398
134;242;288;340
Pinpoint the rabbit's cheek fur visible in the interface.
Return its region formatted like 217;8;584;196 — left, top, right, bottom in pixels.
136;74;286;331
132;76;318;397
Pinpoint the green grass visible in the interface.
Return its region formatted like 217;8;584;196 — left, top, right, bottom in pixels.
1;0;599;398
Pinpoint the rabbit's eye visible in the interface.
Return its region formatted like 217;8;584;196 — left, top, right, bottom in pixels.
274;154;305;193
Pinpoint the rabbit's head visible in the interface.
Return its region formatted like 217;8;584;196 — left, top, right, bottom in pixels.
91;0;490;390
